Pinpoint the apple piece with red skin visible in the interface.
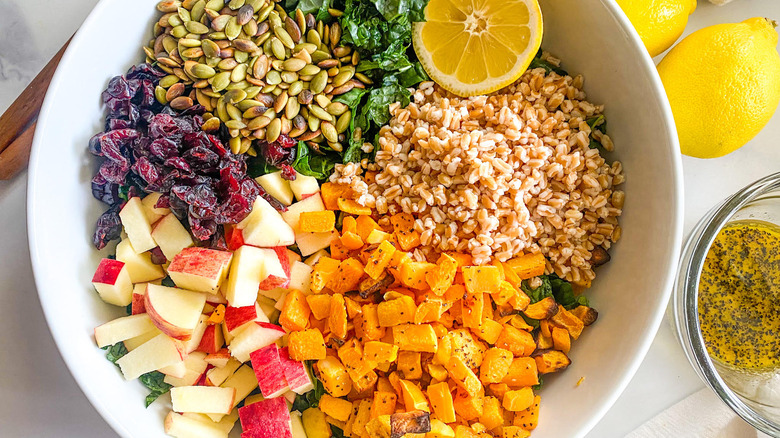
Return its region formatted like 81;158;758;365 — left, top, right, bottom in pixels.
196;324;225;354
221;365;258;409
288;172;319;202
116;239;165;283
274;247;292;278
224;225;245;251
159;360;188;379
182;411;239;435
205;358;242;387
288;262;313;294
205;349;231;368
184;315;209;354
255;171;294;206
119;196;157;253
223;246;267;307
280;193;326;231
141;192;170;224
286;249;301;264
238;396;292;438
257;248;288;291
151;213;194;261
278;347;314;394
236;197;295;248
94;313;157;348
164;351;209;387
131;283;147;315
171;386;236;415
144;284;208;341
92;258;134;307
250;344;289;398
227;322;285;363
168;247;233;294
295;230;339;257
223;305;257;333
116;333;186;380
164;411;227;438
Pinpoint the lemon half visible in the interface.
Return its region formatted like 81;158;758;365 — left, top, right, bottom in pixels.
412;0;543;97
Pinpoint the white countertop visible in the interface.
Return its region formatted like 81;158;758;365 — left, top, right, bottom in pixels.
0;0;777;436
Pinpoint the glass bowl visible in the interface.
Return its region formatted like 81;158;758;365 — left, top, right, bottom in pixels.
674;171;780;435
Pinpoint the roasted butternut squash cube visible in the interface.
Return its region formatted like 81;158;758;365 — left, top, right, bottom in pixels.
446;329;486;369
392;323;438;353
356;215;379;241
487;383;510;401
364;240;397;280
462;266;501;295
480;396;504;431
533;350;571;374
504;253;545;280
320;394;354;422
279;289;311;332
551;307;585;340
390;410;432;437
363;341;399;366
330;238;350;260
300;210;336;233
352;399;372;436
432;334;452;366
473;318;504;345
570;305;598;326
495;325;536;357
318;356;353;397
329;294;349;339
480;348;513;384
338;198;372;216
390;213;421;251
288;329;327;361
307;294;333;320
427;381;456;423
426;253;459;296
365;414;391;438
461;292;485;329
327;258;365;295
377;295;416;327
399;379;430;412
492;281;519;307
453;389;483;421
311;256;341;294
502;426;531;438
359;303;386;341
503;388;534;412
427;363;449;382
552;326;571;354
321;182;352;210
340;231;365;251
446;356;483;397
428;419;456;438
370;392;398;419
400;261;436;290
502;357;539;388
523;297;558;320
397;351;423;380
454;425;481;438
302;407;332;438
513;395;540;430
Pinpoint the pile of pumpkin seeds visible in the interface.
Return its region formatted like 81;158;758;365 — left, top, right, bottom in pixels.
145;0;369;155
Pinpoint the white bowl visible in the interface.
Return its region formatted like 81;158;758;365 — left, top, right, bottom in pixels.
27;0;683;436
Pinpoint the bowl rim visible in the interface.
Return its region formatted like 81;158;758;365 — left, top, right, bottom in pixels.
25;0;684;437
673;171;780;436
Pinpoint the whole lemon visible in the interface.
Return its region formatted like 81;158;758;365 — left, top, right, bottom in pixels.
658;18;780;159
616;0;697;57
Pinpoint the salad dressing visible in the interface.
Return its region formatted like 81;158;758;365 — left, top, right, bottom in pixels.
698;220;780;370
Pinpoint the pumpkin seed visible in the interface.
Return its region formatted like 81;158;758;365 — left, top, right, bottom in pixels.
263;108;277;119
300;130;321;142
160;75;180;88
225;17;242;39
315;94;331;108
202;117;221;132
191;0;206;20
293;49;312;65
327;102;348;116
235;50;249;63
329;142;343;152
237;98;262;111
274;91;289;113
208;31;227;40
354;72;372;85
253;54;270;79
331;82;355;95
181;47;204;58
248;115;272;130
310;50;329;64
158;0;181;13
182;0;197;9
233;39;259;53
317;58;338;69
281;71;298;83
224;89;247;103
170;95;194;110
143;46;157;60
270;37;286;60
158;56;181;68
178;6;191;22
306;13;316;31
285;97;300;119
229;136;241;154
332;45;350;58
245;86;261;100
231;63;248;82
292;114;307;131
307;113;321;132
284;17;302;43
246;0;263;11
328;8;343;17
336;111;351;133
184;20;209;34
257;3;274;22
307;29;322;47
237;4;254;25
298;89;313;105
333;70;354;87
155;85;168;105
310;70;328;94
171;25;188;38
202;87;222;97
243;19;258;37
217;58;238;70
201;39;220;57
226;103;243;120
211;14;230;31
166;82;186;101
225;120;247;130
323;24;330;46
298;64;320;77
187;61;216;78
268;11;282;29
321;121;338;142
266;70;282;85
288;80;304;96
295;9;306;34
327;66;339;77
274;26;295;49
282;58;306;72
228;0;245;9
271;59;284;71
243;105;267;118
257;21;270;37
267;118;282;142
205;0;223;11
178;38;202;48
255;94;274;107
309;104;333;122
226;80;249;90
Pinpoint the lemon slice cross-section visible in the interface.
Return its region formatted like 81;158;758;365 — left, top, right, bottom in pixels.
412;0;543;97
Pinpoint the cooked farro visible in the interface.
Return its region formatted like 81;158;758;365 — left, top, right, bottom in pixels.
331;64;624;286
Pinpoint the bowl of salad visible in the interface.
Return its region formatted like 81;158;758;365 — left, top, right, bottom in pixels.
27;0;682;437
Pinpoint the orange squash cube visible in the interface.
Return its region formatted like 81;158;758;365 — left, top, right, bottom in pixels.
279;290;311;332
288;329;327;361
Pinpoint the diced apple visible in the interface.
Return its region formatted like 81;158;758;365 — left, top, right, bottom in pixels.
275;247;292;277
151;214;194;261
243;394;265;406
159;360;188;379
196;324;225;354
256;296;277;320
207;292;228;305
296;230;339;257
141;192;171;224
116;239;165;283
168;247;233;294
94;314;157;348
258;287;284;301
259;249;288;291
275;292;288;312
164;411;228;438
288;262;313;294
224;305;258;332
145;284;208;341
124;327;162;351
290;411;307;438
205;349;231;368
205;358;242;387
184;315;210;354
279;347;314;394
283;390;297;404
221;365;259;409
250;344;289;398
223;246;265;307
281;193;326;231
228;322;285;362
119;197;157;253
92;258;133;307
171;386;236;415
236;197;295;248
183;411;238;435
286;249;302;264
238;397;292;438
164;351;209;387
304;249;329;266
116;333;185;380
256;171;294;206
132;283;147;315
289;172;320;201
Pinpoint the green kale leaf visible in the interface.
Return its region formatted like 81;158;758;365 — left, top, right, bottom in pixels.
292;141;339;180
139;371;173;408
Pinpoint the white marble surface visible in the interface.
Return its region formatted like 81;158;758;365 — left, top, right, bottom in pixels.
0;0;778;436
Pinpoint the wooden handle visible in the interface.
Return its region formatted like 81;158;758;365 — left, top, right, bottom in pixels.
0;39;70;180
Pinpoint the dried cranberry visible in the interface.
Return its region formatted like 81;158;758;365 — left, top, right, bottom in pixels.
126;63;166;82
132;157;161;186
149;247;167;265
99;161;130;184
93;207;123;250
280;164;297;181
149;138;179;161
148;114;182;141
91;174;120;205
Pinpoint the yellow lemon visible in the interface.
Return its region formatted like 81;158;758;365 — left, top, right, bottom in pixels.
616;0;697;57
412;0;543;97
658;18;780;158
